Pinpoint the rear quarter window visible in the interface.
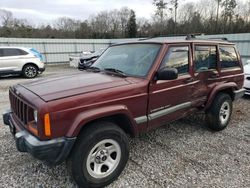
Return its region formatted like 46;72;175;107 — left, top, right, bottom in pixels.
219;46;239;69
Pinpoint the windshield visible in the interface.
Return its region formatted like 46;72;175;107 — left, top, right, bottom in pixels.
92;44;161;77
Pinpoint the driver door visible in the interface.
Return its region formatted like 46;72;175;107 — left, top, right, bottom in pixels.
148;44;197;130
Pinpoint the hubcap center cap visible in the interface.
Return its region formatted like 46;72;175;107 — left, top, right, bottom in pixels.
95;149;108;164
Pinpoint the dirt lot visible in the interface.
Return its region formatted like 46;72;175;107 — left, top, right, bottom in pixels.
0;64;249;188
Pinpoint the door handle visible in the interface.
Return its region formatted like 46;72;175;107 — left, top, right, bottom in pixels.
210;73;219;78
184;77;194;83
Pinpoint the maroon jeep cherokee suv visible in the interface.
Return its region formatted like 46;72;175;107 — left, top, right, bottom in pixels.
3;37;245;188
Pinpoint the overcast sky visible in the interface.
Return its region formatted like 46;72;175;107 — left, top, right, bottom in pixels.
0;0;248;26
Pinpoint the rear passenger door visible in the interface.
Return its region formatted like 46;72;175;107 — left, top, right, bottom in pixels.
192;44;220;100
148;44;197;130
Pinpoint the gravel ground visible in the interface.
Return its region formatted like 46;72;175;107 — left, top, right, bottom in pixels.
0;64;249;188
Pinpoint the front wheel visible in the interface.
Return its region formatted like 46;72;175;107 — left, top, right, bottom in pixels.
206;93;232;131
68;122;129;188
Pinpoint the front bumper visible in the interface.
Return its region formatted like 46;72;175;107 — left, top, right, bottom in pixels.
3;111;76;165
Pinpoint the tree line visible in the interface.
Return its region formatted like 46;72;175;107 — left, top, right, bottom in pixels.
0;0;250;39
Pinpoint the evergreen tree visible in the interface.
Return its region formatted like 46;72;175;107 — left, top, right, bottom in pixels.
126;10;137;38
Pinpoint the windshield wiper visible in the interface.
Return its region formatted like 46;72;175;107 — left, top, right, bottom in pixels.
104;68;127;77
85;66;101;72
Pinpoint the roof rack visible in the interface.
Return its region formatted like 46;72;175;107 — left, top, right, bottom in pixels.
185;34;229;42
208;37;228;41
185;33;205;40
138;34;229;42
186;34;196;40
138;37;155;41
138;33;203;41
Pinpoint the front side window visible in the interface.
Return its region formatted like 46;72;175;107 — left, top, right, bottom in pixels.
160;46;189;75
92;44;161;77
194;45;217;72
219;46;239;69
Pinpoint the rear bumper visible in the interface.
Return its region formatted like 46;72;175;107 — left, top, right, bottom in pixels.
233;88;246;100
39;67;45;73
3;111;76;165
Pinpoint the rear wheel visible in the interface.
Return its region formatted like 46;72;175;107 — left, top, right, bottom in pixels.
68;122;129;188
206;93;232;131
22;64;38;78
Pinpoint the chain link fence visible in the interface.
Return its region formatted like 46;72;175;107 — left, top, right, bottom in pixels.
0;33;249;64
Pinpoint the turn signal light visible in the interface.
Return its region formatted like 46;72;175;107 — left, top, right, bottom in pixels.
44;113;51;136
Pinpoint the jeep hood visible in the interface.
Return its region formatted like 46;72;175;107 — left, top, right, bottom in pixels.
20;72;131;102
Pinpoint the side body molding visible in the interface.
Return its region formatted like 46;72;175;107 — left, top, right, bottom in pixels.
134;102;192;124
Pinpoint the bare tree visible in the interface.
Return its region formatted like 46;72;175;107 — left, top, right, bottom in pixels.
137;17;151;37
221;0;237;22
90;11;110;38
178;2;196;23
170;0;179;33
0;9;13;27
1;1;250;38
215;0;222;30
153;0;168;24
118;7;130;36
109;9;120;37
195;0;216;20
54;17;80;31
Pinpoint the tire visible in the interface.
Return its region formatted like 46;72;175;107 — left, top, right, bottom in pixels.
67;122;129;188
22;64;38;78
206;93;232;131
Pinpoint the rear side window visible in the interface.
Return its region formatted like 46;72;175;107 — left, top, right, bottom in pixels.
0;48;28;57
194;45;217;72
18;49;28;55
219;46;239;69
160;46;189;75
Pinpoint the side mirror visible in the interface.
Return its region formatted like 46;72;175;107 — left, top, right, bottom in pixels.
157;67;178;80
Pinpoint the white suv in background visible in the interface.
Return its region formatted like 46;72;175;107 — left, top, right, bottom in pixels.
0;47;45;78
244;60;250;95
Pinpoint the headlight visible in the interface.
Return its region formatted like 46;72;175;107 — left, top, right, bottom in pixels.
33;110;38;122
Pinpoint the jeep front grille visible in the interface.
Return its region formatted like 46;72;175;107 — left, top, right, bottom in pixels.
9;89;34;125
